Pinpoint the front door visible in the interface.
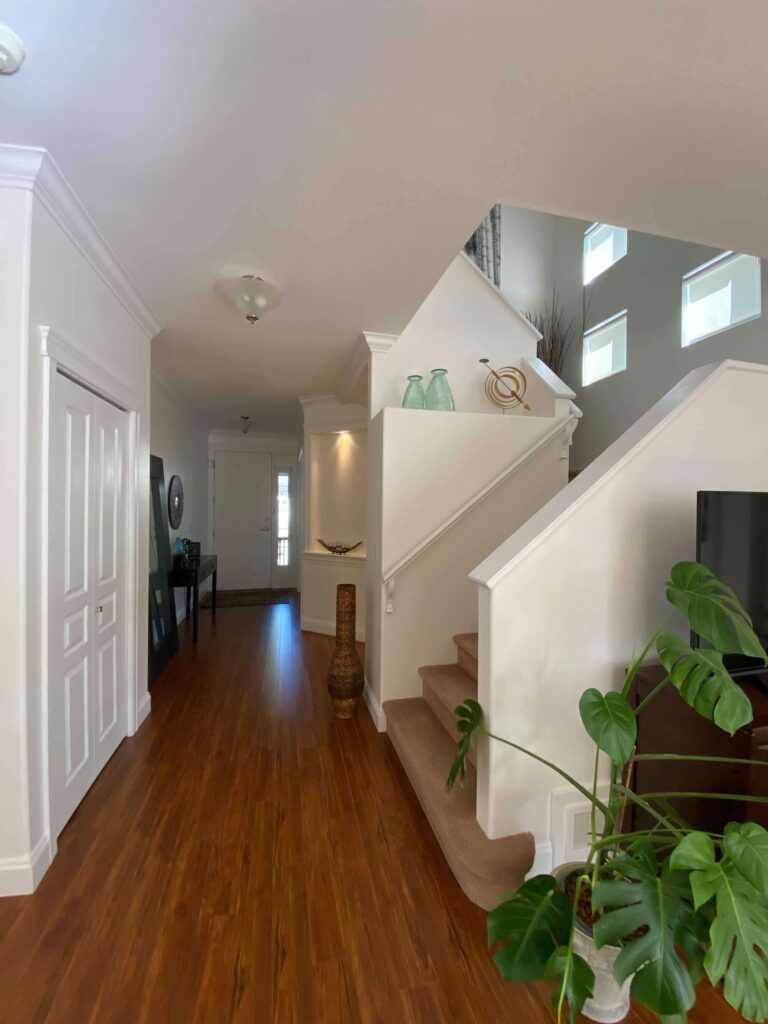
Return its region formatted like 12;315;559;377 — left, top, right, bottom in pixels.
214;451;273;589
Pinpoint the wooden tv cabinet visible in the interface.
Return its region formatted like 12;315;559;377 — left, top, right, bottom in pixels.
628;664;768;834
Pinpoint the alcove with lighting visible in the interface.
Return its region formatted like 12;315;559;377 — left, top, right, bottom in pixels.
299;396;367;642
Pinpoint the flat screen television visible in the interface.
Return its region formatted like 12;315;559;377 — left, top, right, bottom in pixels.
696;490;768;674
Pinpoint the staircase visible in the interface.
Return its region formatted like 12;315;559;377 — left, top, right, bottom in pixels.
383;633;534;910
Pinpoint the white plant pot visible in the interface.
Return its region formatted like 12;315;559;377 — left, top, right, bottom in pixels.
554;864;632;1024
572;924;632;1023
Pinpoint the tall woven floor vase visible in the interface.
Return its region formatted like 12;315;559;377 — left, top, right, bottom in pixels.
326;584;364;718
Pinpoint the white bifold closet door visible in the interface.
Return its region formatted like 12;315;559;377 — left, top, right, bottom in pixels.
49;372;128;838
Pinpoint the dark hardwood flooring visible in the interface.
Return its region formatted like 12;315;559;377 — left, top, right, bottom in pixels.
0;595;741;1023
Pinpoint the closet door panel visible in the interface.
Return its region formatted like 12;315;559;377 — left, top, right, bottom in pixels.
49;376;96;837
92;398;127;773
49;374;129;837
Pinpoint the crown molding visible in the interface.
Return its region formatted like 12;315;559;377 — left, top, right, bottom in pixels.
297;392;338;407
0;144;163;339
363;331;398;354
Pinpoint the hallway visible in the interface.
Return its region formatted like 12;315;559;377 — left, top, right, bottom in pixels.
0;598;739;1023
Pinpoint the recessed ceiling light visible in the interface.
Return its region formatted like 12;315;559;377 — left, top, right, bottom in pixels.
0;24;25;75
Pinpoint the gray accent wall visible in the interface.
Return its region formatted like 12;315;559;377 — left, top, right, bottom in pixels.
565;231;768;469
498;204;768;471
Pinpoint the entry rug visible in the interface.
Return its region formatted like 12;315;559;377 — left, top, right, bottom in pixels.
201;588;291;609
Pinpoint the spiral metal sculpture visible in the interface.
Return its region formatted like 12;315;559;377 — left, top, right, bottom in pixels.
479;358;531;412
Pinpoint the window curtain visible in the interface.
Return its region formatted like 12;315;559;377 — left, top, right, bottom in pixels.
464;204;501;288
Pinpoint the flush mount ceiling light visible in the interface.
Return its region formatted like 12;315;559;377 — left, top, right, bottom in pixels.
218;275;283;324
0;24;25;74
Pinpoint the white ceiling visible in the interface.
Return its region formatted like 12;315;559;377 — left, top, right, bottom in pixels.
3;1;768;430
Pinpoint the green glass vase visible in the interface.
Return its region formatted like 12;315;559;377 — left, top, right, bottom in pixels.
402;374;426;409
424;368;455;411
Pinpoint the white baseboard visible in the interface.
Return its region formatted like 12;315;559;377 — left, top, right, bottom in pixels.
526;841;554;879
136;692;152;729
300;616;365;643
0;833;53;897
363;678;386;732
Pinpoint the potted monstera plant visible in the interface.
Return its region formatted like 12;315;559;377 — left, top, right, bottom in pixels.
447;563;768;1023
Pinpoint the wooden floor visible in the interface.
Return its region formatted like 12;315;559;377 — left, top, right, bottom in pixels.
0;596;740;1023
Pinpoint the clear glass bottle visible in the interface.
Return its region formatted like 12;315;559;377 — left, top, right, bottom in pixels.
402;374;426;409
424;368;455;411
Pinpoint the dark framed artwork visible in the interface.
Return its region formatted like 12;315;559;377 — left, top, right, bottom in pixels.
149;456;178;683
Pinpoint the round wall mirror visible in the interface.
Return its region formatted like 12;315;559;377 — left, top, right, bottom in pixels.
168;474;184;529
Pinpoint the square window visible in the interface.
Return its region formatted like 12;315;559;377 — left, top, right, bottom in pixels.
582;311;627;386
682;252;761;347
583;224;628;284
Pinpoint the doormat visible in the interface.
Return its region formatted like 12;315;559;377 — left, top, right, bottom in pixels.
201;589;291;608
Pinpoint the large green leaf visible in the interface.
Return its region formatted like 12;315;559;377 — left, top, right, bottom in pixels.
446;698;483;790
666;561;766;660
672;831;768;1022
657;632;754;735
488;875;572;982
579;688;637;764
545;945;595;1024
592;840;696;1017
722;822;768;894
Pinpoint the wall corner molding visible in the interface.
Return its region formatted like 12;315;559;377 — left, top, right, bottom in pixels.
0;833;53;897
0;144;163;340
363;679;387;732
136;692;152;732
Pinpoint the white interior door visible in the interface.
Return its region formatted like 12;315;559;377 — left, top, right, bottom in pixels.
92;399;126;773
49;373;127;838
214;451;273;589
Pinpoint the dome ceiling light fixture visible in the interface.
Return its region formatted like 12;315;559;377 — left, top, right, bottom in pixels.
218;275;283;324
0;23;25;74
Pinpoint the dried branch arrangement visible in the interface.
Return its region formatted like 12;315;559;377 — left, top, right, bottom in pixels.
526;290;578;380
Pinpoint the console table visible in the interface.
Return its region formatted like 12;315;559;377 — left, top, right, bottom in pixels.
168;554;217;644
629;663;768;834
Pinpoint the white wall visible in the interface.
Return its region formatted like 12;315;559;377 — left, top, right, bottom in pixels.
379;404;572;579
368;254;541;418
373;423;569;708
0;147;158;895
0;188;34;892
301;553;366;643
366;397;577;719
300;395;367;641
471;361;768;858
308;430;366;553
150;374;210;619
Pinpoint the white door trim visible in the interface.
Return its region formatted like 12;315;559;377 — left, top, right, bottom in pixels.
38;325;145;861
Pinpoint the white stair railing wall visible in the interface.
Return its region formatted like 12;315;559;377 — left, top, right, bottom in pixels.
469;360;768;873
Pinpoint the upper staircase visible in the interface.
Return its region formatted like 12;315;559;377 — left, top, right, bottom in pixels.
383;632;534;910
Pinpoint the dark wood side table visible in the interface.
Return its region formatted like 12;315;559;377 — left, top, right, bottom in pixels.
629;663;768;834
167;554;217;644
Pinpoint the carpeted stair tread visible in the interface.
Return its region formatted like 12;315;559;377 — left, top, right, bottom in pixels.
419;663;478;765
384;697;534;910
453;633;478;680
